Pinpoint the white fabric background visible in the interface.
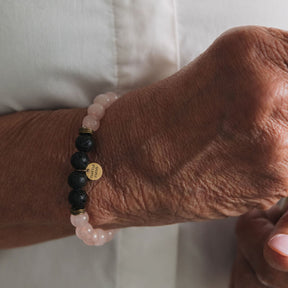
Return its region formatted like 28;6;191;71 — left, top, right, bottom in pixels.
0;1;288;287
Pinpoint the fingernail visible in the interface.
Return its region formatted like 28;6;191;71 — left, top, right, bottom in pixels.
268;234;288;256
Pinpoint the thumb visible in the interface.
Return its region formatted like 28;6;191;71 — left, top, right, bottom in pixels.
264;205;288;271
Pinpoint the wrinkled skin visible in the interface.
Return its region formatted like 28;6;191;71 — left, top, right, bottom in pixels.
4;26;288;248
230;207;288;288
88;26;288;229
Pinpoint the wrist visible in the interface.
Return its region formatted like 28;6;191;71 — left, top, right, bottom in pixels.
87;62;224;227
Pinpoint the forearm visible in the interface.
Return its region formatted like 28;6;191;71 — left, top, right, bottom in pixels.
4;25;288;248
0;107;88;248
0;56;222;248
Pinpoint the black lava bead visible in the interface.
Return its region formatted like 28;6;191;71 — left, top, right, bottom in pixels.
75;134;94;152
68;189;87;209
68;171;88;189
70;151;89;170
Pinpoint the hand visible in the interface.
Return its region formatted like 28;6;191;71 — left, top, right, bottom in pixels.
5;26;288;248
89;26;288;228
230;207;288;288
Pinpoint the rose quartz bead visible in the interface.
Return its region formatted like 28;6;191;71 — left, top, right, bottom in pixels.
76;223;93;241
82;238;95;246
70;212;89;227
82;115;100;131
93;92;119;108
106;230;116;241
106;91;119;102
87;103;105;119
91;229;108;246
93;94;110;108
90;229;101;245
92;229;112;246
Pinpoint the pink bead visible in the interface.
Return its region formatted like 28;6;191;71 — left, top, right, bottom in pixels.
93;94;110;108
106;92;119;102
93;92;119;108
87;103;105;119
90;230;101;245
91;229;108;246
106;230;116;241
82;115;100;131
82;238;95;246
70;212;89;227
76;223;93;241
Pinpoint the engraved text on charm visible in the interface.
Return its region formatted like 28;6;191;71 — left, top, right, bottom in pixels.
86;163;103;180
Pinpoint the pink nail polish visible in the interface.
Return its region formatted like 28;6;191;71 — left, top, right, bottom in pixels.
268;234;288;256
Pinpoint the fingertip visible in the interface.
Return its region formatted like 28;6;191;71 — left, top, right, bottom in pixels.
264;234;288;271
268;234;288;256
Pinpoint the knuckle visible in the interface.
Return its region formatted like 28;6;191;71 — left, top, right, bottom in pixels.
212;26;265;59
212;25;288;75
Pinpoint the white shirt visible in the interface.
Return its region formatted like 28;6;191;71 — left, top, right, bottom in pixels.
0;1;287;287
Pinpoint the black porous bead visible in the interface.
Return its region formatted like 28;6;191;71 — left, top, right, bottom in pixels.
68;189;87;209
75;134;94;152
68;171;88;189
70;151;89;170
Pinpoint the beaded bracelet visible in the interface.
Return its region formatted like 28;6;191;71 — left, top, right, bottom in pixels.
67;92;119;246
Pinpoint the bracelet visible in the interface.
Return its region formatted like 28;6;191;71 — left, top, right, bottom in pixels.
67;92;119;246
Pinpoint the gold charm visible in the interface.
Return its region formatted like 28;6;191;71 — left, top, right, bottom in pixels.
85;163;103;180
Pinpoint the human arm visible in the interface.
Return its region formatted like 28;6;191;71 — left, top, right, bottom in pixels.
0;62;218;248
0;108;88;248
3;25;288;248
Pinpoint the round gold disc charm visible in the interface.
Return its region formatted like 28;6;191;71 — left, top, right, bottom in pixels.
85;163;103;180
